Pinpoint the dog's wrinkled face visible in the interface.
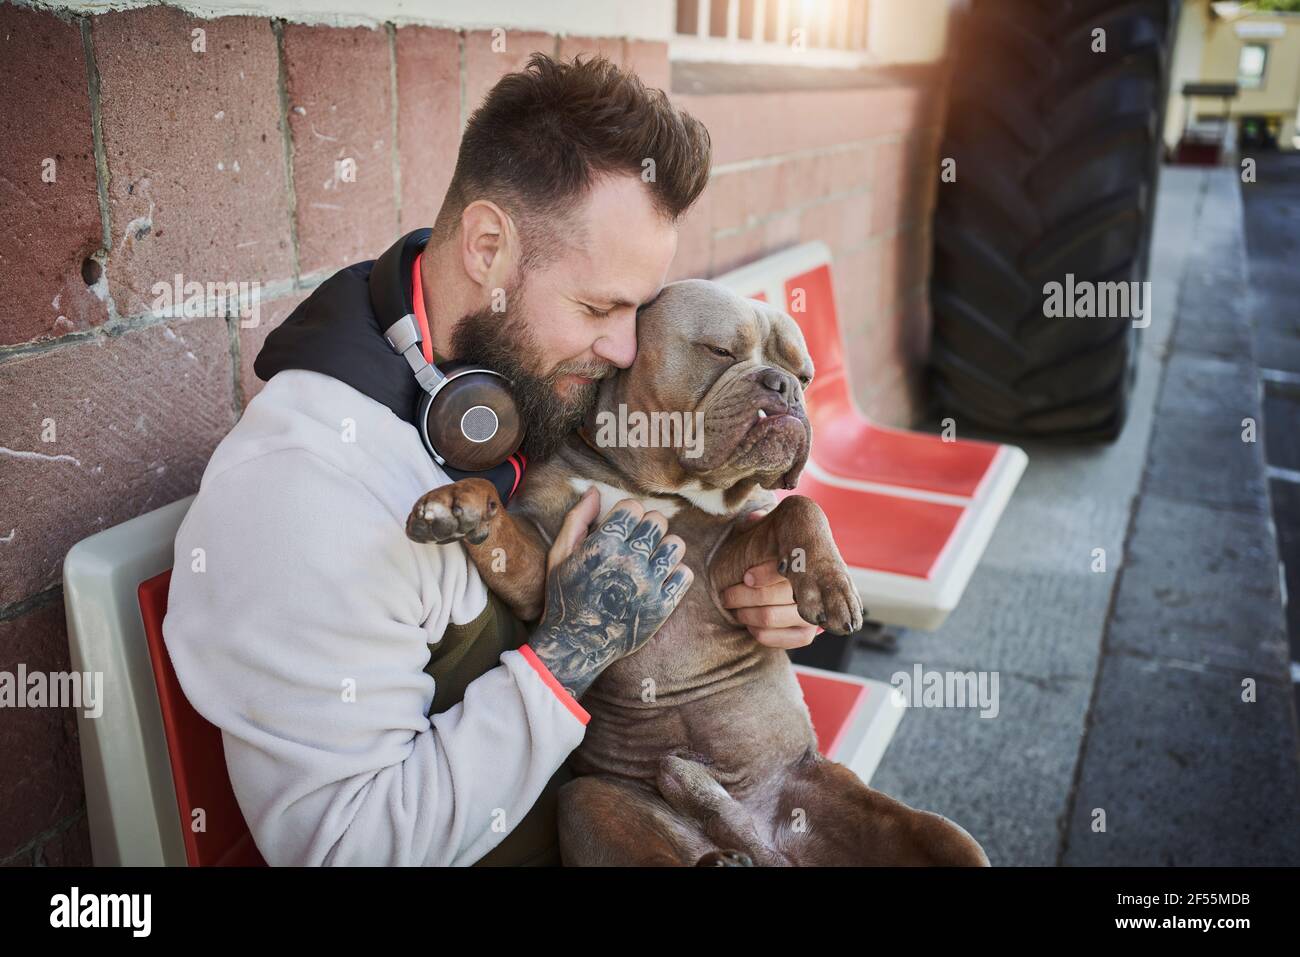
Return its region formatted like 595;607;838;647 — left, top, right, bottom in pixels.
586;279;814;504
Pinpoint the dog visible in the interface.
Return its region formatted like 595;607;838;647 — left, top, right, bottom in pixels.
405;279;989;866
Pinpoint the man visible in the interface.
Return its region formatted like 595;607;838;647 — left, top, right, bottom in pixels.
163;53;819;866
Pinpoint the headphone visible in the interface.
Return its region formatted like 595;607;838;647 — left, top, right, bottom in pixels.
376;233;526;473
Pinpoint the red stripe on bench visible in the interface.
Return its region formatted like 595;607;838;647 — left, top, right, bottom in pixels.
139;570;267;867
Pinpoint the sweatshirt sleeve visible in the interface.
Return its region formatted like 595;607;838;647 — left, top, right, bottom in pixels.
162;447;587;866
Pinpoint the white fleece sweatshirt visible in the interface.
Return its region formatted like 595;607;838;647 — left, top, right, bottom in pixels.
162;368;589;866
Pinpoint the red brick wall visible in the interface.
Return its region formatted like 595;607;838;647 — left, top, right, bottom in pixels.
0;1;944;865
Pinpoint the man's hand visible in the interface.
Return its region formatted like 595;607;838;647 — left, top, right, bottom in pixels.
528;488;693;698
720;509;822;649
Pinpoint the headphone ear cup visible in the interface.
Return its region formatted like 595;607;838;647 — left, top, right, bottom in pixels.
422;370;524;471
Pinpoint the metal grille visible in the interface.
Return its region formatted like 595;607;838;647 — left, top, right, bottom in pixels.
460;405;499;443
674;0;872;56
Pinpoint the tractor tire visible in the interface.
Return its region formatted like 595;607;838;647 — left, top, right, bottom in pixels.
929;0;1180;441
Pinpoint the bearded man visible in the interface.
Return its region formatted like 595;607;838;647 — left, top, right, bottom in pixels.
163;53;820;867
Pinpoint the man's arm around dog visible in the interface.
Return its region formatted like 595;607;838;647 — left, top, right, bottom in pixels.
162;372;597;866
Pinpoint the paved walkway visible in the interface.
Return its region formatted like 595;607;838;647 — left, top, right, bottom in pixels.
847;166;1300;866
1242;152;1300;710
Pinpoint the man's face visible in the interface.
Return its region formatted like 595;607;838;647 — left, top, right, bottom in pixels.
451;175;678;461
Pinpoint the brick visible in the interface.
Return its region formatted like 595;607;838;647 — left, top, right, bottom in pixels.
828;145;873;194
0;318;235;604
762;212;801;257
0;601;85;861
759;162;797;220
667;184;712;282
281;24;397;277
839;191;873;251
783;151;834;208
800;190;871;256
707;169;751;233
395;26;460;232
710;226;765;277
239;288;310;406
839;238;913;393
674;85;931;166
0;4;106;345
37;815;93;867
94;7;293;317
622;39;670;91
798;199;842;255
463;30;555;122
872;134;941;236
833;243;878;346
848;319;908;406
557;35;624;67
711;164;790;232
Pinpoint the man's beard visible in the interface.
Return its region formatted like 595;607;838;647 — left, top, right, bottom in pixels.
449;286;613;462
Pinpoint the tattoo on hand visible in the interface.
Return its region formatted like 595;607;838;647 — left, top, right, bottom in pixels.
529;506;692;699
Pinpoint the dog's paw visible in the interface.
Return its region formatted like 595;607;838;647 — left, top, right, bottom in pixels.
784;554;865;635
406;479;499;545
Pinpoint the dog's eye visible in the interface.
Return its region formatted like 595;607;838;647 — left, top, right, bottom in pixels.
702;343;734;359
798;375;811;387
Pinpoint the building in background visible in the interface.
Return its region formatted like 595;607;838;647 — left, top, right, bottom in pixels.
1165;0;1300;154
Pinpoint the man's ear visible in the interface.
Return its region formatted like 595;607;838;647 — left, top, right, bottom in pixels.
458;200;513;289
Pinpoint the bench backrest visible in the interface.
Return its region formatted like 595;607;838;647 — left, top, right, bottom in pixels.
63;494;264;866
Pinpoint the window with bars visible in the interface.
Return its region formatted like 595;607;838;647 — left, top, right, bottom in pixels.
673;0;874;66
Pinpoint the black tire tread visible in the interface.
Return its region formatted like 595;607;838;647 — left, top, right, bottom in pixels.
929;0;1179;440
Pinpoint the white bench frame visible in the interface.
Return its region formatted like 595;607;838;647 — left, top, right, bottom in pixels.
63;495;195;866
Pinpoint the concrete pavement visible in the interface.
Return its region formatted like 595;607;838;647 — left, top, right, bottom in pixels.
846;165;1300;866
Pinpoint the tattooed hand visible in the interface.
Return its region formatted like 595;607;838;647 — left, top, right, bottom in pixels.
528;487;693;699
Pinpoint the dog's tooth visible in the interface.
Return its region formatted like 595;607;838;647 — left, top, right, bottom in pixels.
757;409;768;419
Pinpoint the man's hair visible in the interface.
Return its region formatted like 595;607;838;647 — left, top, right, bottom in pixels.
432;53;711;264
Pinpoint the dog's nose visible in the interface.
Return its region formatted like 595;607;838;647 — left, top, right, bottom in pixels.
759;368;791;402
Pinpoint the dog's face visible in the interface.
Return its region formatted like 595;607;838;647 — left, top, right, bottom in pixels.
585;279;814;505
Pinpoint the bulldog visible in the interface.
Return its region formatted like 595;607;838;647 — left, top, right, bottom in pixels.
405;279;989;866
